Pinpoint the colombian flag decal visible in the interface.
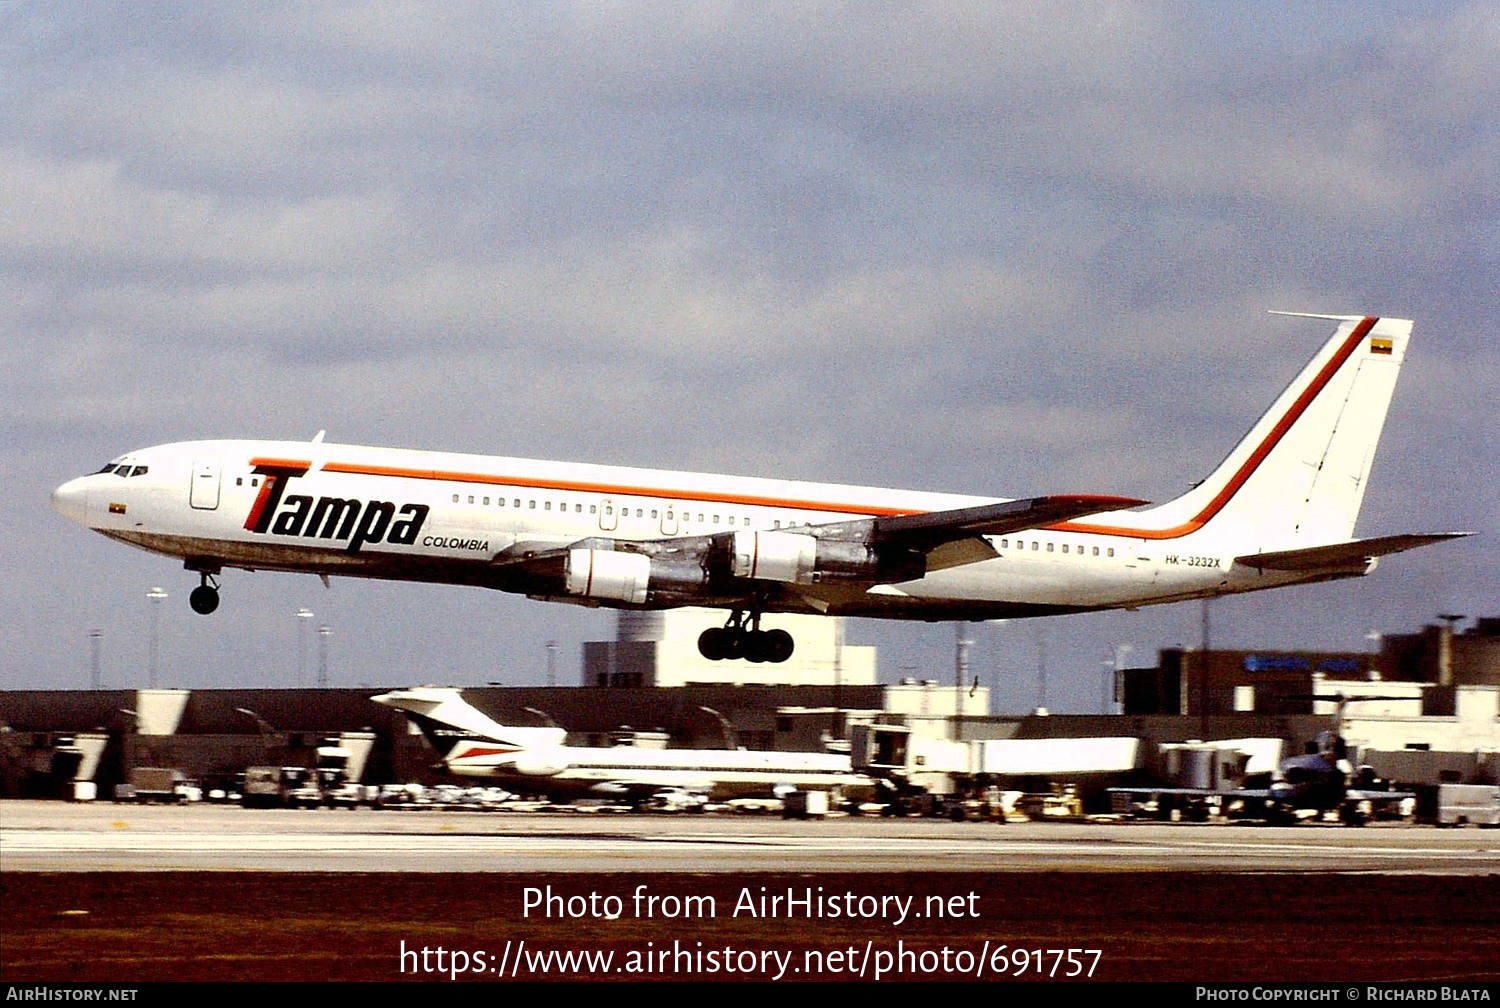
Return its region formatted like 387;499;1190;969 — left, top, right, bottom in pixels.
1370;337;1393;355
108;502;127;514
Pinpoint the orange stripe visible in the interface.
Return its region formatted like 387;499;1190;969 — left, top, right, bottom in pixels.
321;460;918;517
257;322;1373;539
1050;317;1378;540
249;457;313;470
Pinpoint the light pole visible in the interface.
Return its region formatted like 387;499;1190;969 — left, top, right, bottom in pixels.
697;705;737;749
1106;643;1133;714
145;587;168;687
1364;631;1382;681
545;640;558;687
88;629;102;689
317;624;331;687
955;622;974;734
295;608;314;686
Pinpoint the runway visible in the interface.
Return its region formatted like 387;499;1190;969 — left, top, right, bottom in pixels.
3;800;1496;872
4;801;1498;983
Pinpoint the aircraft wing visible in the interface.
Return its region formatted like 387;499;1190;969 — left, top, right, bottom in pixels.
1346;788;1418;803
806;494;1147;573
871;495;1148;549
484;494;1147;599
1235;532;1471;572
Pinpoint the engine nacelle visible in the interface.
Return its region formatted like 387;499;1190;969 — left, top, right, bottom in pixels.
563;548;709;604
565;548;650;604
732;530;815;582
731;530;923;584
511;747;569;777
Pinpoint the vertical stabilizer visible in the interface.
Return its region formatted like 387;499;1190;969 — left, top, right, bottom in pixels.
1099;315;1410;550
370;687;566;755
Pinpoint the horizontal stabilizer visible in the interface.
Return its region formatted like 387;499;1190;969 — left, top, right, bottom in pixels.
873;494;1146;551
1235;532;1470;571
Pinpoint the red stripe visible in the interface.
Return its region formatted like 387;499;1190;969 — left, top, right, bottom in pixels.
1051;317;1378;540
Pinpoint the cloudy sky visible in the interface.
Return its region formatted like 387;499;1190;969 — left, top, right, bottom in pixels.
4;3;1495;711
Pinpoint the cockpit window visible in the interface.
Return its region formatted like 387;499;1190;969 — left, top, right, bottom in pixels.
96;458;147;477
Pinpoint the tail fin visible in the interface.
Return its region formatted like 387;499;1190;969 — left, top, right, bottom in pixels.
1070;315;1410;549
370;686;565;756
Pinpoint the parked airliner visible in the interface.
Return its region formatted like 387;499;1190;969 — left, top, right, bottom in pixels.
372;685;867;802
51;314;1464;662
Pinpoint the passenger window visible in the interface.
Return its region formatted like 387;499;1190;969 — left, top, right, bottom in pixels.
1046;542;1054;552
452;494;460;503
1107;548;1115;557
468;495;475;504
1000;539;1008;548
530;500;537;509
545;501;552;510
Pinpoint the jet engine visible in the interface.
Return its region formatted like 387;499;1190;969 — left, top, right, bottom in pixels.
510;748;570;777
563;548;709;604
729;530;922;584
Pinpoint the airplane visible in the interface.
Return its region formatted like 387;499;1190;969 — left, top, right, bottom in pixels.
370;685;867;804
1108;694;1419;825
51;314;1467;663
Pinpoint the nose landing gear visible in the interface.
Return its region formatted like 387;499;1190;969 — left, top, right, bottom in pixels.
697;609;795;664
188;571;220;615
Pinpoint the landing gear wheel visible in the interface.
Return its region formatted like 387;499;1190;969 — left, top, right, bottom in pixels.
762;628;794;664
698;627;728;660
188;571;220;615
698;624;794;663
743;633;769;663
189;584;219;615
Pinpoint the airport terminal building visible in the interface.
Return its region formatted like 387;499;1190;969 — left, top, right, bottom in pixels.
2;611;1495;811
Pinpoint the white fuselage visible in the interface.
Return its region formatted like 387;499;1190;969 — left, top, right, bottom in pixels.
49;436;1279;621
443;737;866;800
52;316;1425;625
370;686;867;801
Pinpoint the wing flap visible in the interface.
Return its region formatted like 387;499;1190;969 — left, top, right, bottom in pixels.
1235;532;1470;571
923;537;1001;572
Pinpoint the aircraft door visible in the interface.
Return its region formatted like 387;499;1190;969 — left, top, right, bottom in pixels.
189;461;221;510
659;506;679;536
597;498;618;532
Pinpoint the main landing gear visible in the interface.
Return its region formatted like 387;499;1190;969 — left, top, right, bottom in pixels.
697;610;795;664
188;571;220;615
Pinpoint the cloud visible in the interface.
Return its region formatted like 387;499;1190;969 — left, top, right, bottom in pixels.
4;3;1494;701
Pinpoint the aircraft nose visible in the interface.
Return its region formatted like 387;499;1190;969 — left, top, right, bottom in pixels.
51;477;91;525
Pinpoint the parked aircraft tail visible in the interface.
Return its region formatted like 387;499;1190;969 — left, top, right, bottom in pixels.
371;686;564;757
